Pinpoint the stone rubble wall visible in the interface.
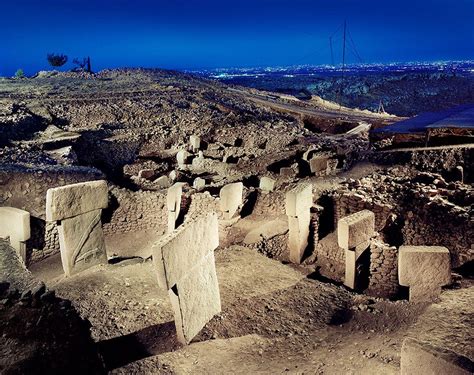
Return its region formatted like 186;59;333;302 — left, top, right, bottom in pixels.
102;187;167;235
402;195;472;268
366;239;399;299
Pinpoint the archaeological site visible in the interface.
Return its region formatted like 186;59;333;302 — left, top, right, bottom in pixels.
1;2;474;372
0;67;471;374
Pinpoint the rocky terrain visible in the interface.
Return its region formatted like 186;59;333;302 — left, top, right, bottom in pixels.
0;69;472;374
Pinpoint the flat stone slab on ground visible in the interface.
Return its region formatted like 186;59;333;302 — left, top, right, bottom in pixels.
337;209;375;250
243;218;288;244
46;180;108;221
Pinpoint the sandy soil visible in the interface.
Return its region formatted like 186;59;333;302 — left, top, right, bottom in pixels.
30;240;473;374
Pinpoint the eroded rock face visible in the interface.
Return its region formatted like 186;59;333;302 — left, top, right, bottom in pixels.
398;245;451;302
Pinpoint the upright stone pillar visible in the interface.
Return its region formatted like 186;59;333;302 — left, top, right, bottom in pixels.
398;246;451;302
167;182;186;233
285;183;313;264
46;180;108;276
219;182;243;220
0;207;30;263
337;209;375;289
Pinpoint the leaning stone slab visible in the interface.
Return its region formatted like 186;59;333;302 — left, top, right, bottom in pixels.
398;246;451;302
219;182;243;220
57;209;107;276
0;207;30;262
169;251;221;344
401;338;474;375
337;210;375;250
309;156;329;174
153;212;219;290
46;180;108;221
152;212;221;344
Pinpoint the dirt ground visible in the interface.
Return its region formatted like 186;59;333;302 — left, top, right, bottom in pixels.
30;238;473;374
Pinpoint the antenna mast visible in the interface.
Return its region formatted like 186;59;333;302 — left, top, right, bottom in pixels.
339;20;347;108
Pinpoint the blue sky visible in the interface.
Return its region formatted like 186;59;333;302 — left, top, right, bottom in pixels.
1;0;473;75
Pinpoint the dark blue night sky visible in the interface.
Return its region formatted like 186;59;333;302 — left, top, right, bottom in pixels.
1;0;473;76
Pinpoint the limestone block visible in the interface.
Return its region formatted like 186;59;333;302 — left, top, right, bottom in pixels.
169;251;221;344
219;182;243;220
46;180;108;221
167;182;185;232
57;209;107;276
401;338;473;375
153;212;219;290
189;135;201;152
154;175;171;188
259;177;276;192
398;246;451;302
285;183;312;217
193;177;205;190
243;218;288;245
344;249;357;289
337;210;375;250
0;207;30;262
309;156;329;174
288;210;310;264
177;150;190;166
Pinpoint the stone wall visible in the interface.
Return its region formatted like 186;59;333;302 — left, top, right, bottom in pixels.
366;239;399;299
102;187;167;235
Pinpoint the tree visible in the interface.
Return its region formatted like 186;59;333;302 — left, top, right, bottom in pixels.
73;57;92;73
47;53;68;67
14;69;25;78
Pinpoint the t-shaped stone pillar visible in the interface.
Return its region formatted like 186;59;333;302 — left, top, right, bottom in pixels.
337;210;375;289
189;135;201;152
398;246;451;303
219;182;243;220
0;207;30;263
285;183;312;264
46;180;108;276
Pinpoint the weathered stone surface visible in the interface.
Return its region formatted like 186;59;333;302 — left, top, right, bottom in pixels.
153;212;219;290
259;177;276;192
189;135;201;152
219;182;243;220
57;209;107;276
288;212;310;263
154;175;171;188
337;210;375;250
285;183;312;217
401;338;474;375
46;180;108;221
243;218;288;245
0;207;30;262
279;167;294;177
177;150;190;166
344;249;357;289
309;156;329;174
193;177;205;190
138;169;155;180
167;182;186;232
169;251;221;344
398;246;451;302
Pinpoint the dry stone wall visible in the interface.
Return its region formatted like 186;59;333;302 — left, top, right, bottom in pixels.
366;239;399;299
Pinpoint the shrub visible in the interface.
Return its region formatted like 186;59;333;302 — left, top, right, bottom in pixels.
14;69;25;78
47;53;68;67
72;57;92;73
